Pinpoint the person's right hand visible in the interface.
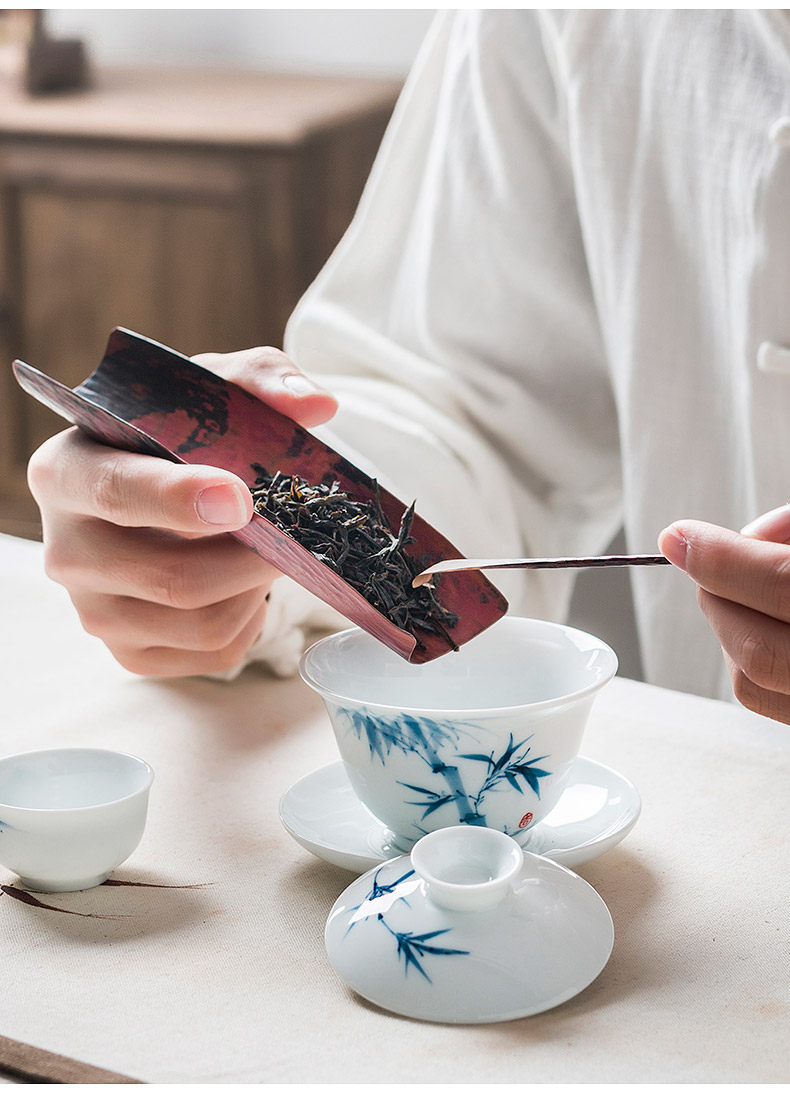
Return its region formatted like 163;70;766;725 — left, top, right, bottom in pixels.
27;347;337;677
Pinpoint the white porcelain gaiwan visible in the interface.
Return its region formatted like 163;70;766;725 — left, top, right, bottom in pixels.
300;616;618;850
325;825;614;1023
0;747;154;892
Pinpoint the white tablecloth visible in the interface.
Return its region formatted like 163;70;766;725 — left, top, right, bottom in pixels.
1;533;788;1083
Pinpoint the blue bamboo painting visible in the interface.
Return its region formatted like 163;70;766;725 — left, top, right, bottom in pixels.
346;865;418;922
337;708;551;833
378;918;469;982
345;865;469;982
366;865;417;902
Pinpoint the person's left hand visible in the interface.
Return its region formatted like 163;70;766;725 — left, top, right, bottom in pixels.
659;506;790;724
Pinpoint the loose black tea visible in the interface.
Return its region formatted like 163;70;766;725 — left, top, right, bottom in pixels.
16;328;509;663
249;467;460;651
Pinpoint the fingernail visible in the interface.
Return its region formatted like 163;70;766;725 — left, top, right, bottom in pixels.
740;504;790;542
281;372;319;398
658;525;688;571
196;484;249;526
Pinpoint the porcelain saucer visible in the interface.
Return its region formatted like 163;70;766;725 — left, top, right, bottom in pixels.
280;756;640;873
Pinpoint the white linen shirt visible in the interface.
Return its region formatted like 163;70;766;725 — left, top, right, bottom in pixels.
248;9;790;703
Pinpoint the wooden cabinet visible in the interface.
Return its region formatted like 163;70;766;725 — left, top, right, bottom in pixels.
0;66;399;537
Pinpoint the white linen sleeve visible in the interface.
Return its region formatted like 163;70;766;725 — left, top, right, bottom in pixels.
210;574;350;682
237;10;623;678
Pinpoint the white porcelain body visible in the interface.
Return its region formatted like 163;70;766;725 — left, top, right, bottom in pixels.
279;757;642;873
300;617;617;848
0;748;154;892
325;826;614;1023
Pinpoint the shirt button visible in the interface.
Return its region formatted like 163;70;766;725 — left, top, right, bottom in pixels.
769;117;790;146
757;340;790;375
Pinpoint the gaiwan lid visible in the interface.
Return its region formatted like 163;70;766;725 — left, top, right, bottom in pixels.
324;826;614;1024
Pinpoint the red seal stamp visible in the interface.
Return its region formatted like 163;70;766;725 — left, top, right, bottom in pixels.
518;812;534;829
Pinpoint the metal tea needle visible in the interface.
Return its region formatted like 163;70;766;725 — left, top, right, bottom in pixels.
412;553;670;588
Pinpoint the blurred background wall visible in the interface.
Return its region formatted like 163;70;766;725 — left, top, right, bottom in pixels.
47;9;435;76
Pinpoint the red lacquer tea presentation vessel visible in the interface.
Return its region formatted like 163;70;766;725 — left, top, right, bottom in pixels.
13;328;508;664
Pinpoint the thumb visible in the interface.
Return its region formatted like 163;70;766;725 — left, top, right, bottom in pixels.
29;429;254;535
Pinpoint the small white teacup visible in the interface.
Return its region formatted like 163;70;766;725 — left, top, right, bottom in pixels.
300;616;617;850
0;748;154;892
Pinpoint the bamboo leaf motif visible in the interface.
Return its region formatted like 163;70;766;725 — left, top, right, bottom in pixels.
349;709;394;764
389;924;469;982
510;762;552;797
347;865;416;913
343;868;469;982
344;866;417;935
337;708;551;830
368;866;415;900
339;707;476;767
464;734;552;804
399;787;456;819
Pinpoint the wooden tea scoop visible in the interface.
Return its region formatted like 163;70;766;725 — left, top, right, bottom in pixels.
13;327;511;664
413;553;670;588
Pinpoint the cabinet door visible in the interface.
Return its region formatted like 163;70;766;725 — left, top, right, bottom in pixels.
13;187;262;452
0;109;391;538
